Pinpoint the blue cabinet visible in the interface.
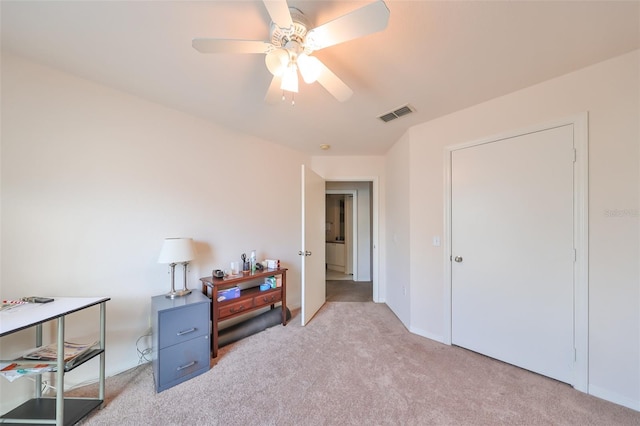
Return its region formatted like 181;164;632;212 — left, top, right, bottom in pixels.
151;291;210;392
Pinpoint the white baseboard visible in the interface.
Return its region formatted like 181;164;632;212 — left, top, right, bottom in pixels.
409;326;445;344
589;384;640;412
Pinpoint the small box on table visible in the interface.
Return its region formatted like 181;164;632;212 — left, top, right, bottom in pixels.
217;286;240;302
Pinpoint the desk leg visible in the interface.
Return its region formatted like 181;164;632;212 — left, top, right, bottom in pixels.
99;302;106;403
35;324;42;398
56;316;65;426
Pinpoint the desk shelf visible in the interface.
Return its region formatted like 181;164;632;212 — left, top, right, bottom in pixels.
63;348;104;372
1;398;103;426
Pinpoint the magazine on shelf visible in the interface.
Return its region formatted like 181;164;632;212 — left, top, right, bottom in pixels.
0;340;98;382
0;361;55;382
22;340;98;362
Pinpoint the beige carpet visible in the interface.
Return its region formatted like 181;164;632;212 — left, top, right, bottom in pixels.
70;302;640;425
326;280;372;302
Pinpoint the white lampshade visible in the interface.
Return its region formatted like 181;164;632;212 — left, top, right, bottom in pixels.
280;62;299;93
158;238;196;264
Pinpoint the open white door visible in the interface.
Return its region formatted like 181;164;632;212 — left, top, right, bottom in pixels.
300;165;326;325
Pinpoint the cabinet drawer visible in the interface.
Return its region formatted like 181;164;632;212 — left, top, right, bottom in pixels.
219;299;252;318
253;289;281;308
158;302;208;349
156;335;209;392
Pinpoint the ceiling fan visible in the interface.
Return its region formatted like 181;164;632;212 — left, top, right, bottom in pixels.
192;0;390;104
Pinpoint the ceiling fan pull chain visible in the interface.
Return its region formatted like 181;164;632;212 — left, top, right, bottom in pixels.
280;91;295;106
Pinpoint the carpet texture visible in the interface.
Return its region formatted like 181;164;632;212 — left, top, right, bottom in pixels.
70;302;640;425
325;280;372;302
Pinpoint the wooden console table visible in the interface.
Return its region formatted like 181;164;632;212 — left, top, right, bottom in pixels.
200;268;287;358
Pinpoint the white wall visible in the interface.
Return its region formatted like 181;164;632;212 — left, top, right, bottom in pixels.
310;156;386;302
0;53;308;412
383;134;412;326
386;50;640;409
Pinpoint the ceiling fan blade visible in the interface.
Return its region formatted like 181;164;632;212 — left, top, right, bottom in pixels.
192;39;271;54
315;60;353;102
264;75;283;104
263;0;293;29
306;1;390;51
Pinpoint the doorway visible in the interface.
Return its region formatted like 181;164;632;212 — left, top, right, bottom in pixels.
325;181;373;302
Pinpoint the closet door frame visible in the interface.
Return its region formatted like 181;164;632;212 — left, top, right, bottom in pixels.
442;113;589;393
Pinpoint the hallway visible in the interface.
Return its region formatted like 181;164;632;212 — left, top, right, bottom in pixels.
326;279;372;302
326;270;353;281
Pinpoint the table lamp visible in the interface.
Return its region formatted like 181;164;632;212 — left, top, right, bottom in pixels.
158;237;196;299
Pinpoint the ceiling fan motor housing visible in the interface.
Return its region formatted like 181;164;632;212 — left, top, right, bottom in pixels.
270;8;313;56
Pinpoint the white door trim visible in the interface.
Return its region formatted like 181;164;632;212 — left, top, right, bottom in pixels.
443;113;589;392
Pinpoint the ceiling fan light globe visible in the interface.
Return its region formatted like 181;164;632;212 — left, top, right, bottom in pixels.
265;49;289;76
297;54;322;84
280;63;299;93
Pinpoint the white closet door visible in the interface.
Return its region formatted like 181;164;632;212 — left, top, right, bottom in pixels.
451;124;575;384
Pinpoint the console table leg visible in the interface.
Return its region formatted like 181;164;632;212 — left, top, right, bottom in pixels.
212;303;219;358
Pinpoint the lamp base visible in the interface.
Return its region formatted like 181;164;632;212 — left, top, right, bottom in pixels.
165;288;192;299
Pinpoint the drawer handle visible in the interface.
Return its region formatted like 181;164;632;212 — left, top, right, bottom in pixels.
176;327;196;336
230;305;246;313
263;296;275;302
176;361;196;371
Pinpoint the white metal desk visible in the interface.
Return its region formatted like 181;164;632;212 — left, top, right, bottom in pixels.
0;297;109;426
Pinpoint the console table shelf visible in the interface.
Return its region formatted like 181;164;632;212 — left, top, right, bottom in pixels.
200;268;287;358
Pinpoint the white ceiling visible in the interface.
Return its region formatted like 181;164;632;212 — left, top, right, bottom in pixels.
2;1;639;156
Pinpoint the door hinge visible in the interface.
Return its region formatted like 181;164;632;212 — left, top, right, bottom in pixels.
574;348;577;362
573;148;577;163
574;248;577;262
